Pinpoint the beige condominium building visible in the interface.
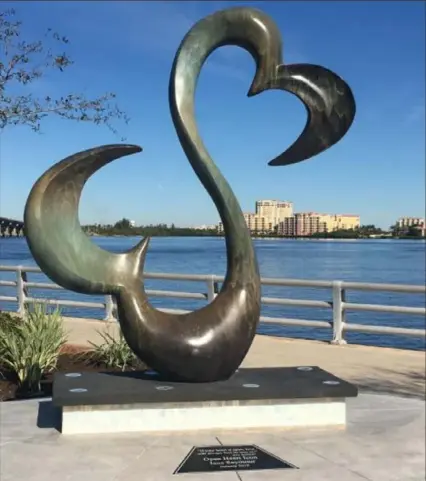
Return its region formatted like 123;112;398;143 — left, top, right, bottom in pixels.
217;200;294;234
255;200;293;226
217;199;360;236
243;213;273;233
330;214;361;231
277;213;360;236
217;212;274;234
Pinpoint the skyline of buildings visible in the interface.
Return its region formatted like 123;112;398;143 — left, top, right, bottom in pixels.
91;212;425;236
217;200;361;236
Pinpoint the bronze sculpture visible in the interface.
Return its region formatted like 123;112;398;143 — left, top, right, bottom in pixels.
24;7;355;382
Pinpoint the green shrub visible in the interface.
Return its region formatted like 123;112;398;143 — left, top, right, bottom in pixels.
0;303;67;393
0;311;20;336
88;325;143;371
0;312;20;368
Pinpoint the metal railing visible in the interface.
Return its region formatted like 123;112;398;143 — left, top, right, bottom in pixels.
0;264;425;345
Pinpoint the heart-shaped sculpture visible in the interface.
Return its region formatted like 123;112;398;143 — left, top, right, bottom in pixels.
24;7;355;382
170;7;355;170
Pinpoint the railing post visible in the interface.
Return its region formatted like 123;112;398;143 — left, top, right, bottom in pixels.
206;276;217;302
104;295;117;322
16;266;28;315
331;281;347;345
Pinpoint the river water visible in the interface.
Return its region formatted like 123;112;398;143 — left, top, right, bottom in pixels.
0;236;425;350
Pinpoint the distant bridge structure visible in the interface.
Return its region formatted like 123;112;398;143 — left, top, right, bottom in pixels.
0;217;24;237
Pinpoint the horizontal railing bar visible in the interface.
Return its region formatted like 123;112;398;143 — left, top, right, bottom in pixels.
6;281;426;307
344;323;426;337
0;296;18;302
0;266;41;273
24;297;105;309
344;302;426;315
147;289;207;300
8;283;424;313
24;282;64;290
0;265;425;294
261;278;333;288
144;272;216;281
8;282;335;307
341;281;426;293
259;316;332;328
22;283;207;300
2;303;425;339
262;297;331;308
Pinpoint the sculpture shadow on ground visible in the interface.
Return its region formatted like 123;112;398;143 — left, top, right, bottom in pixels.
37;400;62;431
354;369;425;399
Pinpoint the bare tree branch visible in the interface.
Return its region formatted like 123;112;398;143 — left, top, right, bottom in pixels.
0;8;129;138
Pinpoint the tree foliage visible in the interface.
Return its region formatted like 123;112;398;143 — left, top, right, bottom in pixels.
0;8;129;135
83;222;219;238
406;225;423;237
390;224;424;238
114;218;132;230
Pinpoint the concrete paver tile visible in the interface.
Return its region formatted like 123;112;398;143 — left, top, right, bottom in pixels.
112;435;237;481
216;432;326;470
239;465;371;481
286;417;425;481
1;429;153;481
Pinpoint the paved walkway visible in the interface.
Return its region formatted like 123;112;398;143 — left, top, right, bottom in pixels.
1;393;424;481
1;317;425;480
64;317;426;399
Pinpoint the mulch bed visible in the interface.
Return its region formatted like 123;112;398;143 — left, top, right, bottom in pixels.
0;344;146;402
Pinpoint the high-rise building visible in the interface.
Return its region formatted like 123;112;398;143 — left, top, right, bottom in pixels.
243;213;273;233
255;200;293;226
217;213;273;234
217;200;293;234
277;212;328;236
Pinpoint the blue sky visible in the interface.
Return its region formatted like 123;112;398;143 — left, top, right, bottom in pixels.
0;1;424;228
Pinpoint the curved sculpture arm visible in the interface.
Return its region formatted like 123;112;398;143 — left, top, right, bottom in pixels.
24;145;147;294
267;63;356;166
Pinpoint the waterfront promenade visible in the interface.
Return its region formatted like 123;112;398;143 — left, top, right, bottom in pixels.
65;316;425;399
1;243;425;479
1;316;425;481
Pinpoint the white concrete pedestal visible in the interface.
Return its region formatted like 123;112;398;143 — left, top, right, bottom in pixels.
61;398;347;435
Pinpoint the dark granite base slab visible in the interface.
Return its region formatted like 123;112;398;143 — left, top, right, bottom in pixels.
53;366;358;408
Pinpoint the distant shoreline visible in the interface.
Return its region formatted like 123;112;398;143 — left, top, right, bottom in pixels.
3;233;424;241
86;233;425;241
